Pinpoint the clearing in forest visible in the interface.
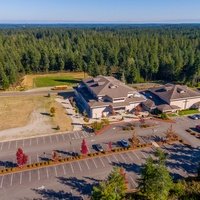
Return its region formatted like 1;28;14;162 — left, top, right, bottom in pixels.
21;72;88;88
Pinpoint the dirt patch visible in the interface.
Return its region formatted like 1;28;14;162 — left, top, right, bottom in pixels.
0;94;73;140
0;95;73;132
50;101;73;131
0;96;54;131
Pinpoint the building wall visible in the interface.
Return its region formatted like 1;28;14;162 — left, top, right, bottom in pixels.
170;97;200;110
125;102;140;112
90;106;110;118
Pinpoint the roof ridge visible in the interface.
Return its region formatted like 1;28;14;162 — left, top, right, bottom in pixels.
168;84;177;101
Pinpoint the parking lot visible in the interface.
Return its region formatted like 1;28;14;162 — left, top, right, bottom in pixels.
0;131;95;152
0;142;199;199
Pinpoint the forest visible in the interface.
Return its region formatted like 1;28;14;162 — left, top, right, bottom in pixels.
0;24;200;89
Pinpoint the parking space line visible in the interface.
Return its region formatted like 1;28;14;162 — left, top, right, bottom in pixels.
10;173;13;186
54;166;58;176
36;137;39;145
16;140;18;148
82;131;87;137
0;176;4;188
140;151;147;159
62;165;66;175
29;155;32;164
49;136;52;143
129;176;137;187
8;141;11;150
20;172;22;184
56;135;59;142
38;169;40;180
126;152;134;162
92;159;98;168
77;131;81;139
29;171;31;182
120;154;127;162
70;163;74;173
62;134;65;141
133;151;140;160
77;161;83;171
71;133;75;140
99;157;105;167
0;143;4;151
29;139;32;146
105;156;112;164
113;154;118;162
22;139;25;147
68;134;71;141
43;137;45;144
46;168;49;178
84;160;90;170
74;132;78;139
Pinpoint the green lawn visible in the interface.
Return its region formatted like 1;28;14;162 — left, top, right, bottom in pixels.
178;109;200;116
33;76;81;87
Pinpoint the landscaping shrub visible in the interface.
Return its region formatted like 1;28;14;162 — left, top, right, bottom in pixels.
101;118;110;125
91;121;104;131
83;117;89;123
160;113;169;120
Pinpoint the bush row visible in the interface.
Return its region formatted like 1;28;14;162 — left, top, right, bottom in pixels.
0;142;159;175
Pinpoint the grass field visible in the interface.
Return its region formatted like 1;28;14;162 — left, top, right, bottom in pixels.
34;76;80;87
21;72;88;88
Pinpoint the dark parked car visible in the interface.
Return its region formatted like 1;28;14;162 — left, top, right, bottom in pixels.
196;125;200;131
92;144;104;152
118;139;130;147
189;115;199;120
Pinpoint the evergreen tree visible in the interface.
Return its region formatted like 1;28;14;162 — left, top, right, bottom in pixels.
138;149;173;200
92;167;126;200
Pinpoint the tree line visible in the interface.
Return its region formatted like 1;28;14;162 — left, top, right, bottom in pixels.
0;25;200;89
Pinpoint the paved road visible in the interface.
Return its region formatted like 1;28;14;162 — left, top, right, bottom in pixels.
0;89;74;97
0;143;199;200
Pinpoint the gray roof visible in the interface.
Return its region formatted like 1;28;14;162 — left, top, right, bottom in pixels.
82;75;136;99
88;96;146;108
142;99;156;109
149;84;200;102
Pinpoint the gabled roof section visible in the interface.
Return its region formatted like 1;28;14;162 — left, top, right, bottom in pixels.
82;75;137;99
149;84;200;102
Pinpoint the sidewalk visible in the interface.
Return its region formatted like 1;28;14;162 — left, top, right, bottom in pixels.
55;97;84;131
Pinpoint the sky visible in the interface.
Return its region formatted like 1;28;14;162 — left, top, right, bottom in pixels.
0;0;200;23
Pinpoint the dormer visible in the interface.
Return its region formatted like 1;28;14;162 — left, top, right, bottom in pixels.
177;88;186;94
109;83;118;89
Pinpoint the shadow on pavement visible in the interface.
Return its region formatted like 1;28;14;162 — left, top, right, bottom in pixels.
111;161;141;175
32;188;82;200
0;160;17;168
57;176;98;196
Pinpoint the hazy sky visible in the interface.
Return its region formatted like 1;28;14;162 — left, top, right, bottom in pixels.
0;0;200;23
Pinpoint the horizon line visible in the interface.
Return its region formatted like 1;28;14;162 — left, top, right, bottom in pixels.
1;19;200;25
